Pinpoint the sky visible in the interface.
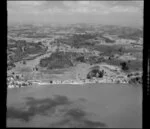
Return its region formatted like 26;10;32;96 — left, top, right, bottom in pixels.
7;1;143;27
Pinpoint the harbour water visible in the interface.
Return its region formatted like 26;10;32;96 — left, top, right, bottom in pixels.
7;84;142;128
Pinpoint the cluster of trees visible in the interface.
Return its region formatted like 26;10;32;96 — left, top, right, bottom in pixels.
7;62;16;70
117;27;143;40
100;35;115;43
87;69;104;79
74;55;105;64
87;56;106;65
75;56;85;63
53;33;100;49
100;26;143;40
118;30;143;40
23;43;46;55
87;56;98;65
128;76;142;84
8;40;47;64
118;47;125;53
73;33;97;41
65;33;98;48
39;52;73;69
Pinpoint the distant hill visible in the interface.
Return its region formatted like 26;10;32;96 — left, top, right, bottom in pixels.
98;25;143;40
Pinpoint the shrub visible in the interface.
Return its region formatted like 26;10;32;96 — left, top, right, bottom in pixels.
120;62;129;71
23;60;26;65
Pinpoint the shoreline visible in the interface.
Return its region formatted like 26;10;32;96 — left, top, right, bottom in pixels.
7;79;129;89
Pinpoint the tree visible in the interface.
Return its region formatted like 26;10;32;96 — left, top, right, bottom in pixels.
98;70;104;78
37;42;42;45
120;62;129;71
108;57;111;60
23;60;26;65
39;58;48;67
16;75;19;79
35;67;38;71
87;74;92;79
118;47;124;53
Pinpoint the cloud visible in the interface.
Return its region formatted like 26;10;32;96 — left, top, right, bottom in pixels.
7;1;143;25
7;95;71;122
8;1;69;16
15;1;42;6
63;1;143;14
110;6;139;13
47;7;64;14
8;1;41;15
8;1;143;15
7;95;107;128
8;1;44;7
50;108;107;128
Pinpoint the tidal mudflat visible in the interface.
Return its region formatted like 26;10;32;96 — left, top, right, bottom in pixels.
7;84;142;128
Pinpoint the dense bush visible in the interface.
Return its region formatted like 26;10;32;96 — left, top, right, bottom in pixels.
100;36;115;43
7;62;16;70
120;62;129;71
39;52;73;69
59;33;98;48
75;56;85;62
118;47;125;53
87;69;104;79
7;40;47;64
87;56;99;64
118;30;143;40
128;77;142;84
